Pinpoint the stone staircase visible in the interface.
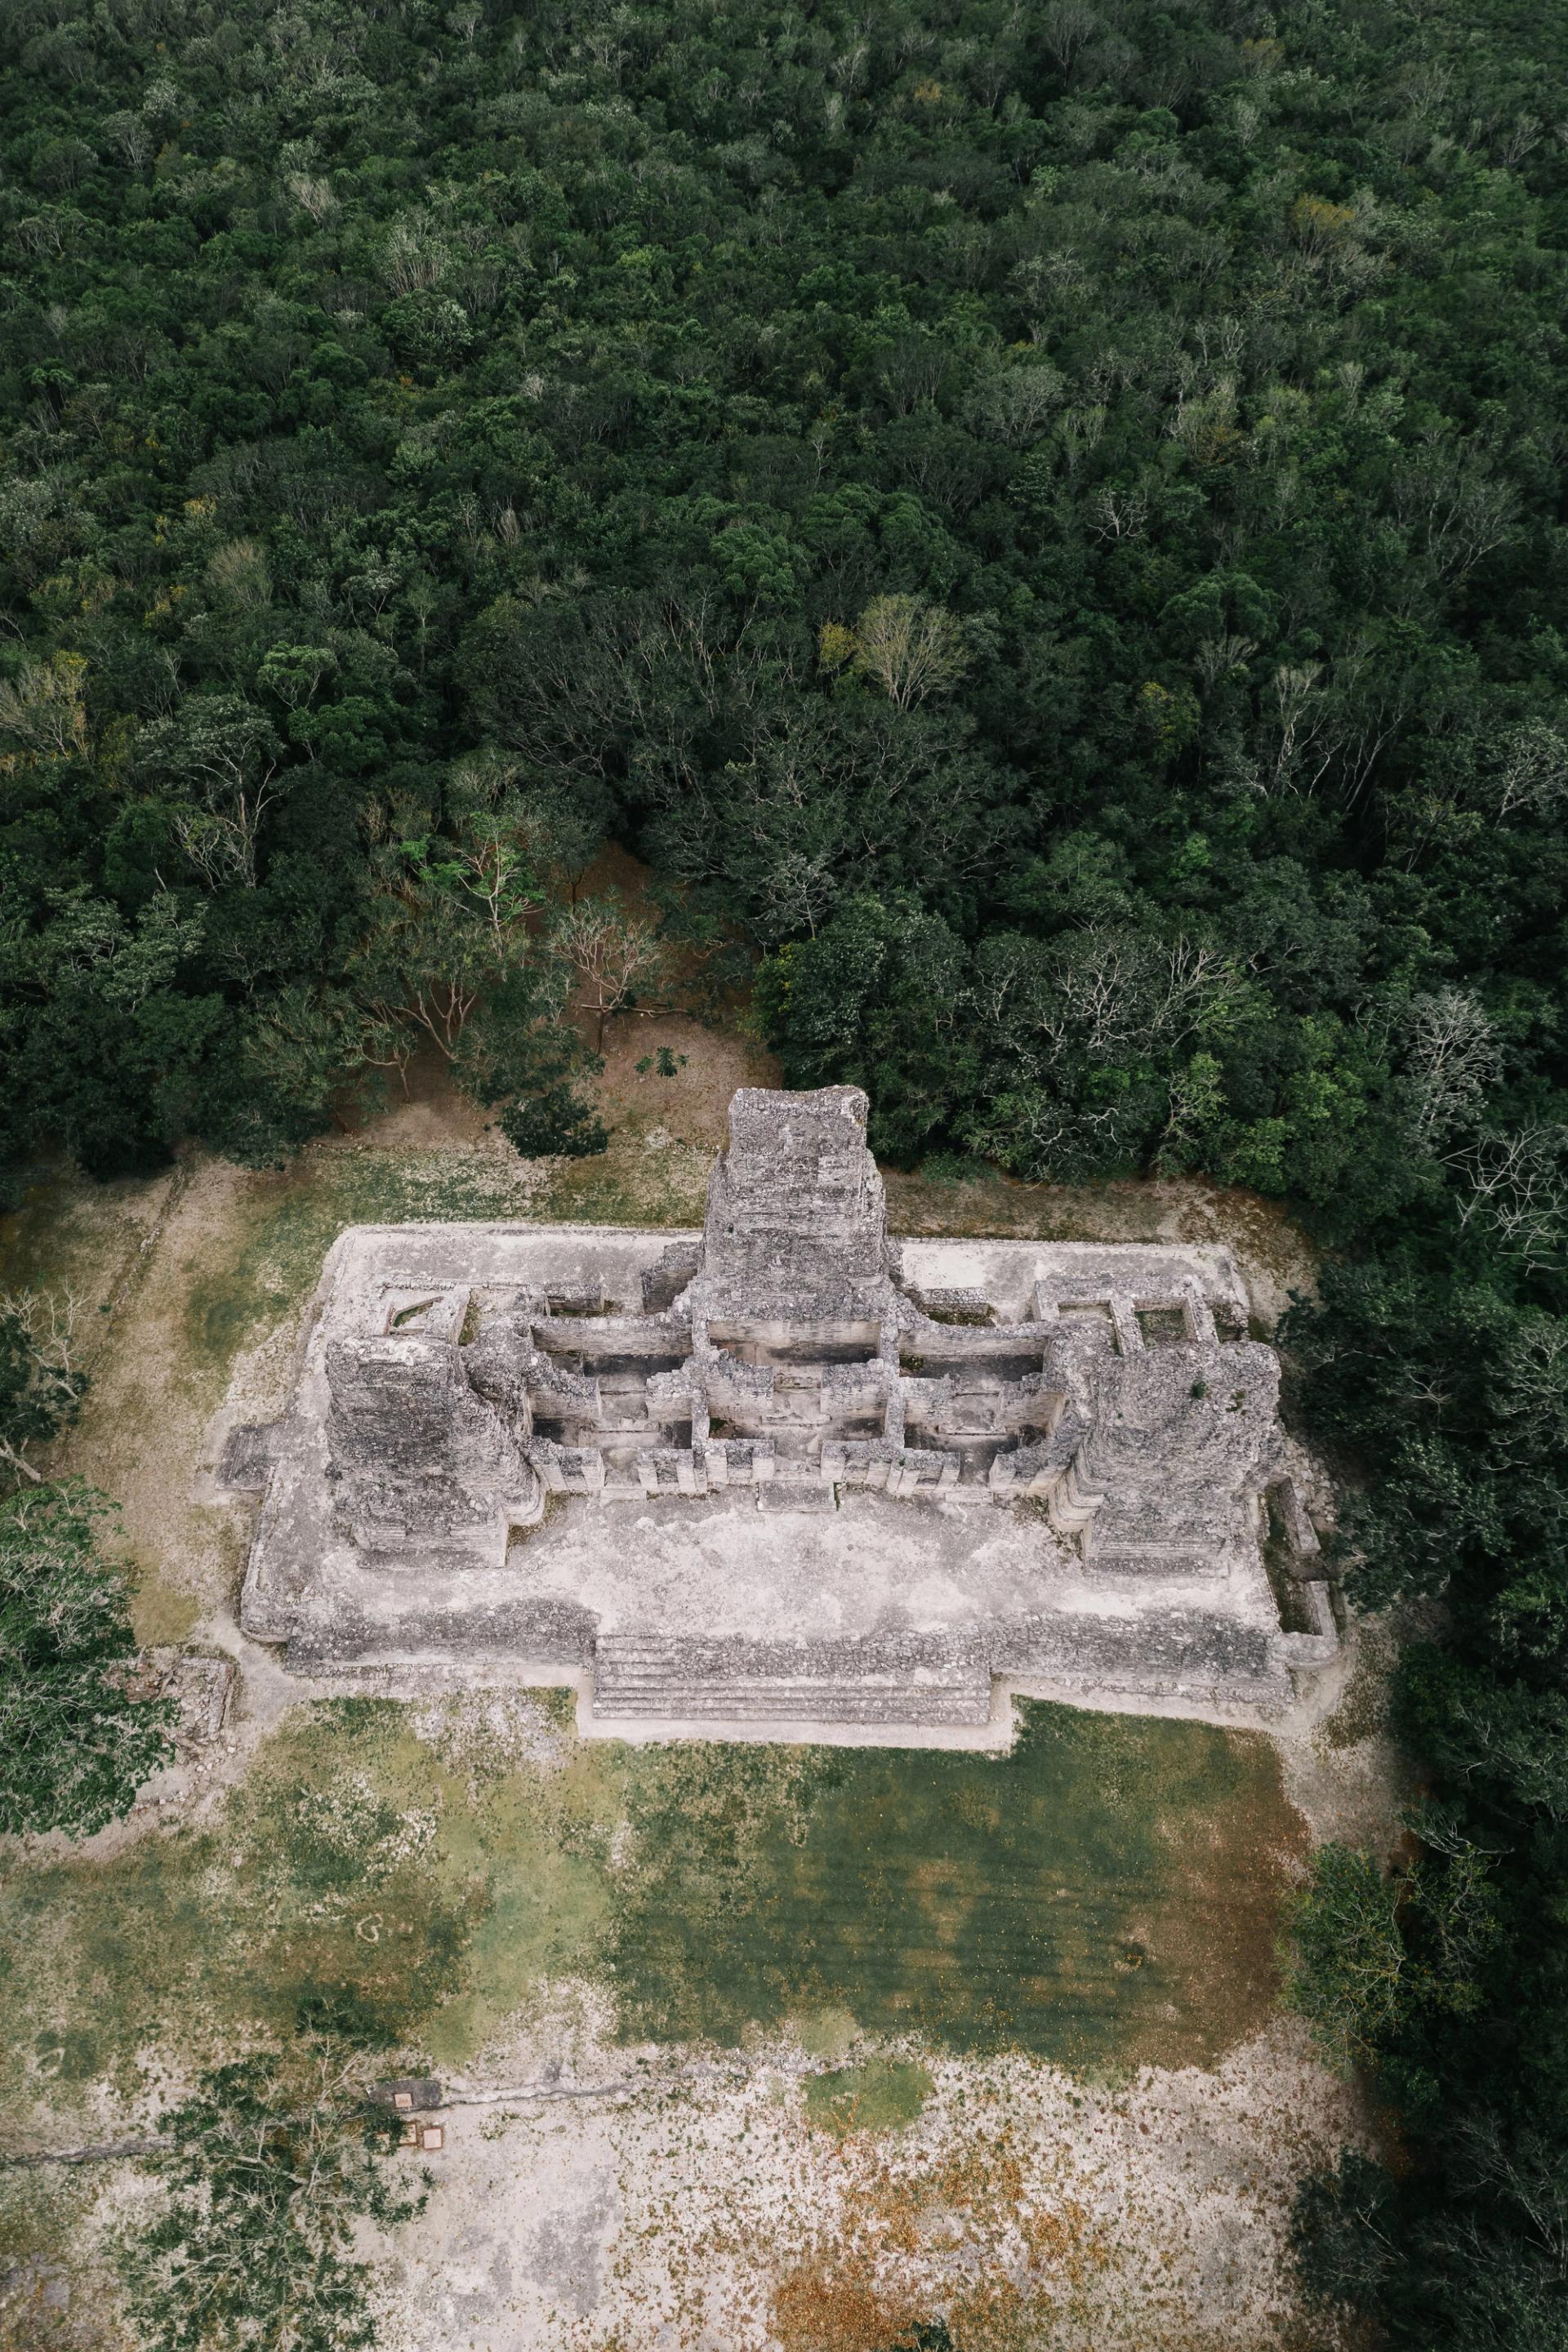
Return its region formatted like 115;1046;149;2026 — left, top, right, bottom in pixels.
591;1634;992;1726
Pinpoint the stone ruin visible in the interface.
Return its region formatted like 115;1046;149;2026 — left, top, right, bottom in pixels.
229;1086;1336;1739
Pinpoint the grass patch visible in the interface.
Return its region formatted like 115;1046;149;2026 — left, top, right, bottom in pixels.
608;1702;1306;2070
541;1120;712;1227
3;1697;1307;2130
127;1577;203;1648
180;1146;537;1388
1;1696;617;2113
0;1160;159;1308
0;2164;104;2333
804;2059;933;2136
793;2004;859;2060
1316;1619;1396;1753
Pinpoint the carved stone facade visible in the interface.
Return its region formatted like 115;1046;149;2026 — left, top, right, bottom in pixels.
229;1086;1335;1738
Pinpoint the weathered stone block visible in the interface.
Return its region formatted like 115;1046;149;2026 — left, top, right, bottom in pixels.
325;1334;539;1562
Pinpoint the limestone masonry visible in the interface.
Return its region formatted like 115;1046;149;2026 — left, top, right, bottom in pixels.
229;1085;1337;1740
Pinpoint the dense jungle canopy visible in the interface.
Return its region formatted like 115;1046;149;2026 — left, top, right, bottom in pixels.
2;0;1567;2341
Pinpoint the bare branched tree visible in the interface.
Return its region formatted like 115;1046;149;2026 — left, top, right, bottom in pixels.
1393;428;1521;586
0;1290;88;1486
549;893;669;1050
0;652;90;765
1089;484;1149;541
1452;1125;1568;1267
1194;634;1255;691
143;696;286;891
1268;662;1330;792
1490;718;1568;820
1404;987;1500;1150
841;595;970;710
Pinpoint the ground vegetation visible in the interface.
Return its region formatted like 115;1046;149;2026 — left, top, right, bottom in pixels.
0;1288;174;1839
0;1478;176;1836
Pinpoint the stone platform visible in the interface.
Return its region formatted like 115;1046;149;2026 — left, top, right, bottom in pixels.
228;1088;1337;1742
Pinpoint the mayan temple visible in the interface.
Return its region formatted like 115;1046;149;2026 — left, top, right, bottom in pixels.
227;1085;1336;1737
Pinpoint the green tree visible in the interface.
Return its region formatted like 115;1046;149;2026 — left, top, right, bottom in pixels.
1283;1843;1411;2074
1283;1837;1499;2078
756;894;977;1162
0;1482;175;1838
2;891;223;1179
123;2041;426;2352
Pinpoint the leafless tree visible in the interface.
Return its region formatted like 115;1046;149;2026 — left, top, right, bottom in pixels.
1268;662;1331;791
286;172;338;223
1393;429;1521;587
0;1290;88;1486
146;697;286;891
1449;2113;1568;2278
1490;719;1568;820
0;652;90;764
549;893;670;1050
101;109;154;171
1404;987;1500;1149
1194;634;1256;692
1452;1125;1568;1268
1499;114;1544;168
844;595;969;709
1089;484;1149;541
380;211;452;294
1057;403;1107;473
1040;0;1100;84
967;360;1064;448
984;927;1241;1068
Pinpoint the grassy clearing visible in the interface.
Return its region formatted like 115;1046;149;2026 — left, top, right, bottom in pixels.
0;2164;96;2273
2;1698;1305;2138
0;2164;116;2352
768;2117;1125;2352
2;1695;617;2114
0;1158;168;1314
180;1143;540;1395
804;2059;933;2136
541;1013;763;1225
540;1119;714;1227
608;1704;1305;2070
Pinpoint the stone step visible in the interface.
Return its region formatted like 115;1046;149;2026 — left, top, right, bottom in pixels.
592;1636;991;1725
1089;1543;1214;1576
756;1480;835;1515
594;1680;992;1725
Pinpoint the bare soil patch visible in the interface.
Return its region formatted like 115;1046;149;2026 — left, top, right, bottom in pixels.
367;2015;1369;2352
